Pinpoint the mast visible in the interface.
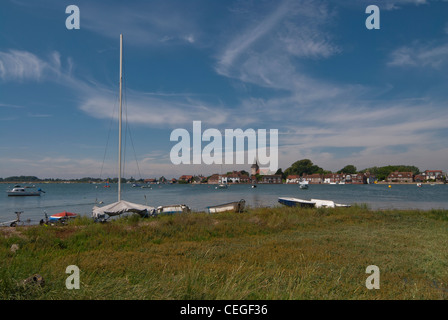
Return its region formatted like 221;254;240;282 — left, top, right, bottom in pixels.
118;34;123;202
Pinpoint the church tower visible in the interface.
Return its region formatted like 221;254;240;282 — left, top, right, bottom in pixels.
251;160;259;176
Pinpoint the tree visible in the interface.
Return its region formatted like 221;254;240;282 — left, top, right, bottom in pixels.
275;168;285;180
361;165;420;181
338;165;357;175
284;159;324;177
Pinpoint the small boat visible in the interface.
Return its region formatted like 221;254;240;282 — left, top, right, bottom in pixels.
7;185;43;196
278;197;315;208
49;211;78;222
207;199;246;213
251;185;257;188
417;183;422;187
215;183;228;189
299;184;309;189
278;197;350;208
156;204;191;215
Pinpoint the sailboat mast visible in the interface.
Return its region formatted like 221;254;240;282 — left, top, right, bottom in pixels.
118;34;123;202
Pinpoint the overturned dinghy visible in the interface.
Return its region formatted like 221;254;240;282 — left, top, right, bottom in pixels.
92;200;156;221
278;197;350;208
156;204;191;215
207;199;246;213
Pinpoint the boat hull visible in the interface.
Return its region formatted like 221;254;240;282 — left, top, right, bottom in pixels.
278;197;315;208
156;204;191;215
7;192;41;196
278;197;350;208
49;211;78;222
207;199;245;213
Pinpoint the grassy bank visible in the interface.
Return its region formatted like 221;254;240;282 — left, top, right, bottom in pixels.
1;205;447;300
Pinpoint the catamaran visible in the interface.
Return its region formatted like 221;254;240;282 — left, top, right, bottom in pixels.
92;34;155;221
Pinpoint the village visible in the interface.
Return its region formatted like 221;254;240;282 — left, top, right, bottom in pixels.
144;162;447;186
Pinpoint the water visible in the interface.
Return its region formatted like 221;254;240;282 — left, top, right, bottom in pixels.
1;182;447;225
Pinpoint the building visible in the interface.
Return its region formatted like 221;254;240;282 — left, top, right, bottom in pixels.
351;173;367;184
286;175;301;184
423;170;444;181
414;174;425;182
302;173;323;184
179;175;193;183
323;173;345;184
260;174;282;184
386;172;414;183
207;174;221;184
192;175;207;184
251;161;259;176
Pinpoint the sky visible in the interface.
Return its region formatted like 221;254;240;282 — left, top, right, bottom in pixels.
1;0;448;179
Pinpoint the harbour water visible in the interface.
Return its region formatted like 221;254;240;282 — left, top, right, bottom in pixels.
1;182;447;225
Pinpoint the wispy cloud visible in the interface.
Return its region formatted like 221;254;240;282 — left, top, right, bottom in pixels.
80;1;202;47
78;91;230;128
0;49;74;82
216;0;339;80
388;41;448;68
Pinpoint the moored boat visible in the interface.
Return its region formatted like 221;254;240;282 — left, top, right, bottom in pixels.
207;199;245;213
7;185;43;196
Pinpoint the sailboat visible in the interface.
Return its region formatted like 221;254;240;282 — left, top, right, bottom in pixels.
92;34;155;221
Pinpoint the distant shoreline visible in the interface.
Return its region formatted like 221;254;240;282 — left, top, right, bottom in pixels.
0;181;445;185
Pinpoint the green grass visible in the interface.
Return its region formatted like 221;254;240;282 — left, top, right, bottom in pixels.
1;206;447;300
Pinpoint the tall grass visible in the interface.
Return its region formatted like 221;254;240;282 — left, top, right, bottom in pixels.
1;206;447;300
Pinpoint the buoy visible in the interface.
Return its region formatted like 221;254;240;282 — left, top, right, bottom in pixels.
388;185;391;188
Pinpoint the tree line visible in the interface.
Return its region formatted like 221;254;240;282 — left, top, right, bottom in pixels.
278;159;422;181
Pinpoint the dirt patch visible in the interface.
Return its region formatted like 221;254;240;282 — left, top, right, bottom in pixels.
0;226;28;239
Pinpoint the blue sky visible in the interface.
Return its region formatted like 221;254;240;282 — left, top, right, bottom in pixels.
1;0;448;179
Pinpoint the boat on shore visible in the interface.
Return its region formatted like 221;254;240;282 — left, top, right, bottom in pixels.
49;211;78;222
156;204;191;215
7;185;43;196
278;197;350;208
207;199;246;213
91;34;156;222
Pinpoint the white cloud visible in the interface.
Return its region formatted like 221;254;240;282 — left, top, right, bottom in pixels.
80;1;202;47
0;49;77;84
388;42;448;68
0;50;47;81
78;90;230;128
215;0;339;80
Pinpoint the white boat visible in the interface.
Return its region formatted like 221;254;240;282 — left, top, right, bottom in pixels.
216;183;228;189
278;197;350;208
92;35;155;221
299;184;309;189
156;204;191;215
207;199;246;213
278;197;315;208
7;185;43;196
